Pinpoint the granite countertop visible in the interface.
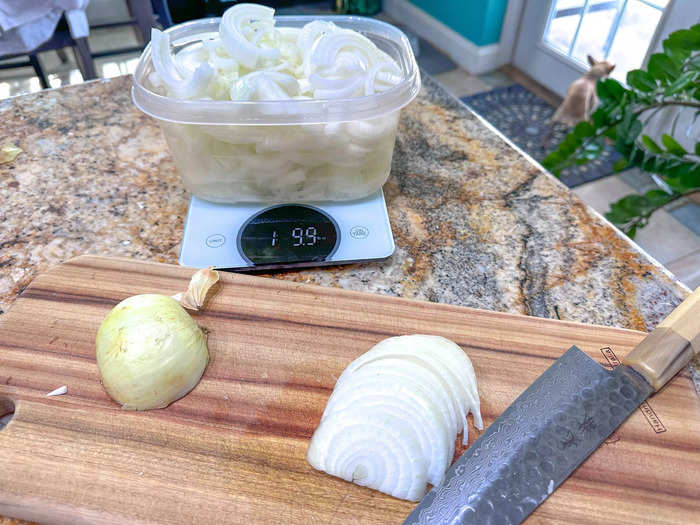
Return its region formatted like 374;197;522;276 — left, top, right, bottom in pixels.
0;73;697;524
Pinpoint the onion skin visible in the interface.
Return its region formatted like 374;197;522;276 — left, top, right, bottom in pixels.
96;294;209;410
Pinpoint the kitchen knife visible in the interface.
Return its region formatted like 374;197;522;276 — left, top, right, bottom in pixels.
404;288;699;525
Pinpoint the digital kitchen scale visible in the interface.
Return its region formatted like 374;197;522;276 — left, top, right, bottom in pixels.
179;190;394;270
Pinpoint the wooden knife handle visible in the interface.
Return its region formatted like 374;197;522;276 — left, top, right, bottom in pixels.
623;287;700;391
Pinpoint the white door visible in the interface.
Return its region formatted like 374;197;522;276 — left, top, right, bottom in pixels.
513;0;700;98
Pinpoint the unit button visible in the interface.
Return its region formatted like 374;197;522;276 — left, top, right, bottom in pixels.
206;234;226;248
349;226;370;240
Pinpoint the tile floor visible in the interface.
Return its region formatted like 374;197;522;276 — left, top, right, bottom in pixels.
1;6;697;288
574;172;700;288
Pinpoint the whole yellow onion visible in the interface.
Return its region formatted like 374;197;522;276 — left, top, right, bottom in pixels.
96;294;209;410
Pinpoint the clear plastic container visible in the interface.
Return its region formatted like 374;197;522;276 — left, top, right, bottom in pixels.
131;16;420;203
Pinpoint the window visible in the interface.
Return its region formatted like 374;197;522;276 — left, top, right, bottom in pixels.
543;0;669;82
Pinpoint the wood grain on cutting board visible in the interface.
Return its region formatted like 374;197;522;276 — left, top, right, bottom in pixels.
0;256;698;525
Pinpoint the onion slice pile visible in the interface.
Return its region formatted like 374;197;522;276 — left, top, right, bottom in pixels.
307;334;481;501
148;3;402;101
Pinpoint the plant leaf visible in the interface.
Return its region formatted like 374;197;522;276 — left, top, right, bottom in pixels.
664;176;684;193
695;142;700;157
559;133;581;156
661;134;687;156
680;169;700;189
604;125;618;140
644;190;674;207
648;53;680;82
573;121;595;138
663;40;691;68
592;107;609;127
666;27;700;51
613;158;628;172
641;135;664;154
618;119;643;149
664;71;699;95
542;150;563;174
626;69;656;92
597;78;626;101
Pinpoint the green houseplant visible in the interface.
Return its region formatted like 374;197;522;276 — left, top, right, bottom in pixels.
542;24;700;238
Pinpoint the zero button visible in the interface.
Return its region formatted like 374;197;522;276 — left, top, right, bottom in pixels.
206;234;226;248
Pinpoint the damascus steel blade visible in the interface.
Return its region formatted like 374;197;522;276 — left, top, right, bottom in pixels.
404;346;654;525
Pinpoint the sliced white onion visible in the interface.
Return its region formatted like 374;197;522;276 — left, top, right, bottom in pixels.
150;28;180;86
307;408;429;501
148;5;404;103
308;73;355;90
151;28;214;99
340;335;483;437
298;20;339;77
313;74;364;99
220;3;280;68
310;30;377;71
276;26;301;41
173;43;206;76
364;61;402;95
230;71;299;100
212;57;238;70
343;118;397;144
307;334;482;501
297;20;338;53
322;379;452;486
319;50;367;78
335;358;461;438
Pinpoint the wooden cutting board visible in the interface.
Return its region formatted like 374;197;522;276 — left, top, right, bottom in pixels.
0;256;698;525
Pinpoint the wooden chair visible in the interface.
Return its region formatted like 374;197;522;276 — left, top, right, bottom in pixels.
0;0;172;89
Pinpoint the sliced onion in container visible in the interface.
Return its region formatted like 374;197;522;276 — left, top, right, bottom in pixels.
310;30;377;71
298;20;339;77
220;3;280;68
230;71;299;100
364;61;402;94
313;75;364;99
151;28;214;99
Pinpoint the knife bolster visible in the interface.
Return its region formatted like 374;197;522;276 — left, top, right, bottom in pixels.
623;328;693;391
622;287;700;392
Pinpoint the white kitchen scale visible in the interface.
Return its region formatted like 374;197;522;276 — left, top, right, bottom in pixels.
179;190;394;270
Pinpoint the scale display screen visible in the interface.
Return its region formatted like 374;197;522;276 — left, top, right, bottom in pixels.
179;190;394;270
238;204;339;265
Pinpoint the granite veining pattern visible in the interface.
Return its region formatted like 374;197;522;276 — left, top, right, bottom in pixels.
1;74;695;358
1;73;698;525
